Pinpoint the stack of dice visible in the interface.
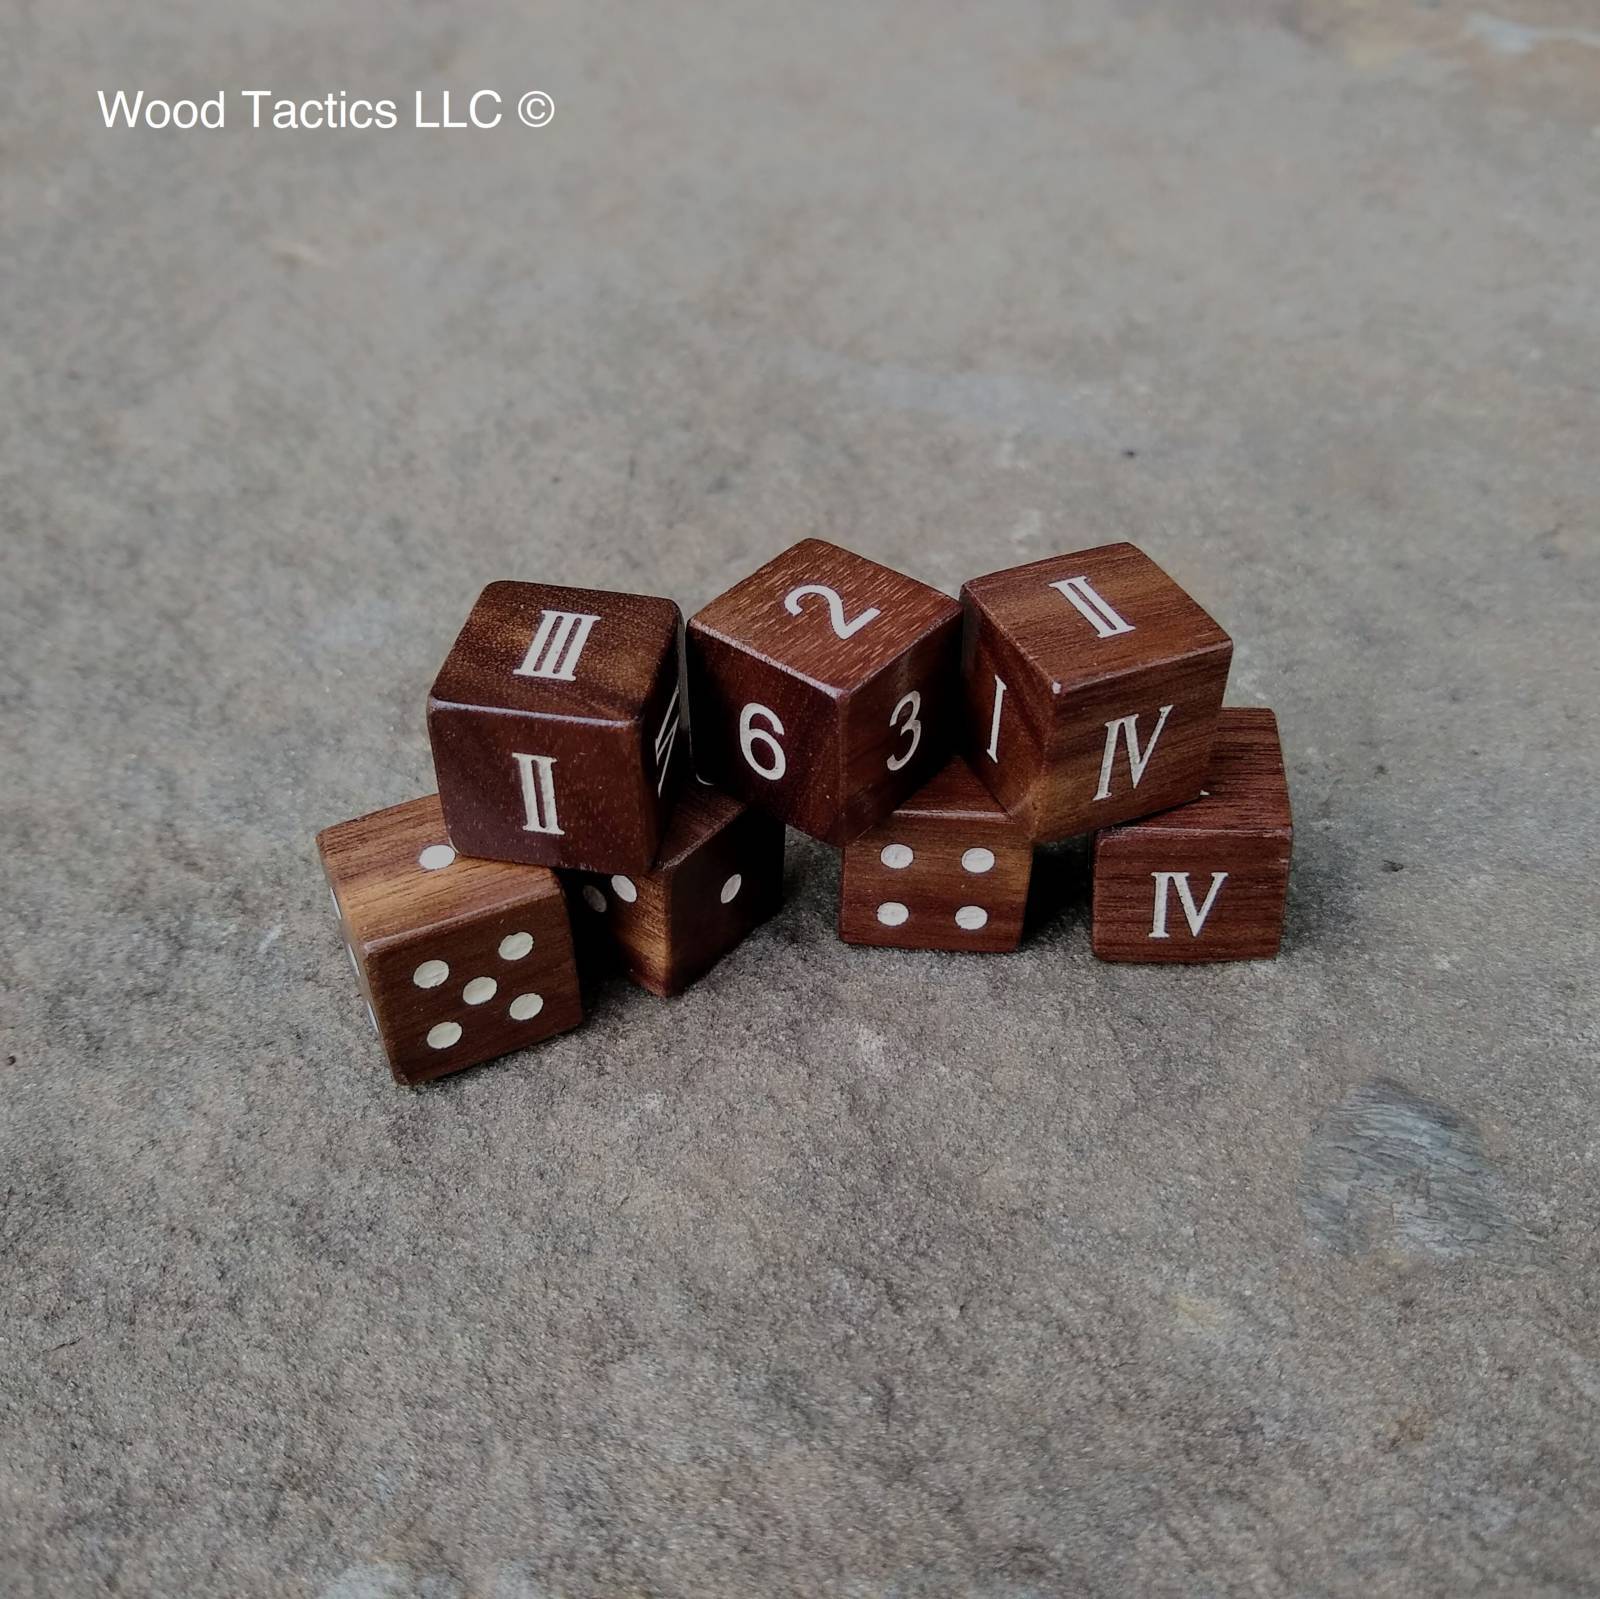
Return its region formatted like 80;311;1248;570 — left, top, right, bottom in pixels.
318;540;1291;1086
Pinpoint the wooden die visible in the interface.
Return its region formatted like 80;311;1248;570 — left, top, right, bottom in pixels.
687;539;961;845
427;581;684;873
568;783;785;996
839;757;1032;951
317;794;583;1084
1091;707;1291;962
962;543;1232;842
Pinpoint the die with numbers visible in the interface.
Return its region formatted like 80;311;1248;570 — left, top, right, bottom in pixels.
962;543;1232;842
427;581;684;873
687;539;961;845
568;782;785;996
1091;707;1291;962
838;756;1032;952
317;793;583;1084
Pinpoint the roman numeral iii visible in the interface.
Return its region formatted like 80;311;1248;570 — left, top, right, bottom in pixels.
514;610;601;681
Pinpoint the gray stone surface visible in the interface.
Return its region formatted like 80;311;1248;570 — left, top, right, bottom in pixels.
3;1;1598;1594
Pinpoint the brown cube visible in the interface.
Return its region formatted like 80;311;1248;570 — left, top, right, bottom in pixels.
317;794;583;1084
1091;707;1291;962
961;543;1232;842
687;539;961;845
427;581;684;873
567;782;785;996
838;756;1032;952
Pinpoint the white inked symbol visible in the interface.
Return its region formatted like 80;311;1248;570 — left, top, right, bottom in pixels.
581;885;607;913
783;582;880;640
508;993;545;1021
1049;575;1134;638
418;844;456;871
877;902;909;927
1094;705;1173;801
720;874;742;904
739;703;786;780
886;690;922;773
1150;871;1229;939
961;847;995;874
880;843;914;869
498;931;534;960
653;686;682;795
413;959;450;989
463;977;497;1005
954;905;988;931
426;1022;462;1050
515;609;600;681
611;875;638;903
513;752;563;835
985;675;1006;761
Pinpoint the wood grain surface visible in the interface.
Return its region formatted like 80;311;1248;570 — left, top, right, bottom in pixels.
566;782;785;995
961;542;1232;841
838;756;1033;951
1090;706;1291;962
427;581;684;873
687;539;961;844
317;793;584;1083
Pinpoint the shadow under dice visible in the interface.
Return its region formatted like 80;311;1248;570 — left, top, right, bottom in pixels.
427;581;684;873
962;542;1232;842
317;793;584;1084
687;539;961;846
569;783;785;996
1091;707;1292;962
839;756;1032;952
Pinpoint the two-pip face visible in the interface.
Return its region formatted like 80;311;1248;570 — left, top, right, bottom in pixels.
687;539;962;845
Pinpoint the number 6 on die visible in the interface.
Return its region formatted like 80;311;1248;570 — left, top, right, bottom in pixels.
739;702;787;780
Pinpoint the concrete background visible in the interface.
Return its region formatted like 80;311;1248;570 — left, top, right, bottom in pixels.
3;2;1598;1594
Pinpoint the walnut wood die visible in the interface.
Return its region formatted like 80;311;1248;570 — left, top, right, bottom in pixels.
1091;707;1291;962
839;757;1032;952
427;581;684;873
687;539;961;846
568;783;785;996
961;543;1232;842
316;794;583;1084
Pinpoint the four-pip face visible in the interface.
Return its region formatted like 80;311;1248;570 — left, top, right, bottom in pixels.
839;757;1033;952
427;581;685;874
686;539;962;845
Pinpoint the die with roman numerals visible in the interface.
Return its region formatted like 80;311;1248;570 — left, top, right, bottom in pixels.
686;539;961;845
317;794;584;1084
427;581;684;873
962;543;1232;841
838;756;1033;952
1091;707;1291;961
567;781;785;996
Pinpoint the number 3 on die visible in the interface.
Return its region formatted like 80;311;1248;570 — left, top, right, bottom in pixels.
887;691;922;772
